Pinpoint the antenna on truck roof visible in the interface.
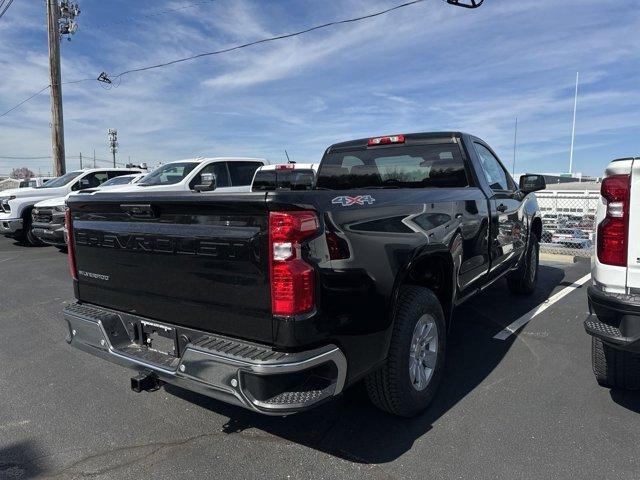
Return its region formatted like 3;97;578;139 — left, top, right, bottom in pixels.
285;150;295;164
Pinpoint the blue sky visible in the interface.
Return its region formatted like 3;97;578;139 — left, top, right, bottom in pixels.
0;0;638;177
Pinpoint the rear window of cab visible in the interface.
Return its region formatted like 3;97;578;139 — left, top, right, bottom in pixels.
316;144;468;190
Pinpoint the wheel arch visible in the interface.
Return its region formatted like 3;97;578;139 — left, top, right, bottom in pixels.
531;215;542;241
390;244;456;329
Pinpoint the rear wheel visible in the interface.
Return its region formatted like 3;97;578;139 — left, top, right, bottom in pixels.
365;286;446;417
592;337;640;390
507;232;539;294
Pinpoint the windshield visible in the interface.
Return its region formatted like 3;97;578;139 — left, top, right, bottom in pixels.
137;163;198;186
316;144;468;190
38;171;83;188
100;175;135;187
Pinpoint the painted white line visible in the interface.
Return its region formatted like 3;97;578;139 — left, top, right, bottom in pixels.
493;273;591;340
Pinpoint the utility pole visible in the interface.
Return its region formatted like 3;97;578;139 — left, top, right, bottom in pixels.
47;0;65;177
45;0;80;177
93;149;96;168
569;71;579;175
79;151;82;169
108;129;118;167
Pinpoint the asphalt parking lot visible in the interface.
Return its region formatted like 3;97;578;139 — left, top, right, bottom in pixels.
1;236;639;480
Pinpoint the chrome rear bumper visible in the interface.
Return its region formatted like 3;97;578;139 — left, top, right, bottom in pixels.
63;303;347;415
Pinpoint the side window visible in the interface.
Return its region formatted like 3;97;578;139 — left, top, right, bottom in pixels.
474;143;511;191
107;170;137;179
190;162;230;189
227;161;263;186
76;172;109;190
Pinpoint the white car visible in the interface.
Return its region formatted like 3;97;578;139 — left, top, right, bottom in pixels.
30;173;146;248
585;156;640;389
111;157;269;193
0;168;142;245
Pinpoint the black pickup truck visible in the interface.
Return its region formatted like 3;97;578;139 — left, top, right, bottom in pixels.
63;132;545;417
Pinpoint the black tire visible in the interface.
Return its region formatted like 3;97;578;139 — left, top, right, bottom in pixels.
365;286;446;417
507;232;539;294
20;212;44;246
592;337;640;390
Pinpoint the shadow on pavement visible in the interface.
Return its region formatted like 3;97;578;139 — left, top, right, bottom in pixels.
166;264;567;464
0;440;50;479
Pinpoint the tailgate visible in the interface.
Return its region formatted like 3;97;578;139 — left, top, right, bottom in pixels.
68;192;273;343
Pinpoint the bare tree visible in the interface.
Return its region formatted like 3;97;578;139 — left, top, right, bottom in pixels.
10;167;36;179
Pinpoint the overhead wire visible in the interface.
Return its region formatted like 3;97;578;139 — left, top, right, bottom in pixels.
1;0;478;119
91;0;218;29
106;0;428;80
0;0;14;20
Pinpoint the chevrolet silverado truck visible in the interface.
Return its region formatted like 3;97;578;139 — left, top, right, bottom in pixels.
585;157;640;389
63;132;545;417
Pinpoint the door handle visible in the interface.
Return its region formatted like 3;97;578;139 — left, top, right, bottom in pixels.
496;203;507;213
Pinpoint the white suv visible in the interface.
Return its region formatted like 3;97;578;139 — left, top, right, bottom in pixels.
585;156;640;390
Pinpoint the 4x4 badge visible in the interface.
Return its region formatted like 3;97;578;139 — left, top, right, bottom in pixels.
332;195;375;207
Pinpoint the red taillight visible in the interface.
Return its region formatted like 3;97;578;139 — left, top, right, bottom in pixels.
275;164;295;170
597;174;630;267
65;209;78;280
269;211;319;316
367;134;405;146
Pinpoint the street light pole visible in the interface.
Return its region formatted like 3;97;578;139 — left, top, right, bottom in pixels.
569;72;579;175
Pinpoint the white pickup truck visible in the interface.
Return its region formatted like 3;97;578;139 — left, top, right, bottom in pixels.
585;156;640;390
0;168;141;245
112;157;269;193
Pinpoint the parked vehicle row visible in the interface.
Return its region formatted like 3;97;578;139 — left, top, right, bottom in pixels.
0;157;270;247
5;134;638;416
61;132;547;417
31;173;146;248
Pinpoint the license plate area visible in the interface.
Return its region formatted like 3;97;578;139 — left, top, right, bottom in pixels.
139;320;178;357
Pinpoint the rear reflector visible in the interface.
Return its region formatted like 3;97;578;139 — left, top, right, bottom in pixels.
65;209;78;281
269;211;319;316
597;174;630;267
368;135;405;146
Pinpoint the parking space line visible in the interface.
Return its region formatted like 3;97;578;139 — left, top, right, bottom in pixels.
493;273;591;340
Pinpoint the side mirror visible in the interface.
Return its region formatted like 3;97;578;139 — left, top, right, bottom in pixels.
194;172;217;192
519;174;546;194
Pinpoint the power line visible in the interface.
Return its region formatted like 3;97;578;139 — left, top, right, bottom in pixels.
91;0;218;29
0;85;51;118
1;0;485;118
0;0;15;20
0;77;95;119
104;0;430;81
